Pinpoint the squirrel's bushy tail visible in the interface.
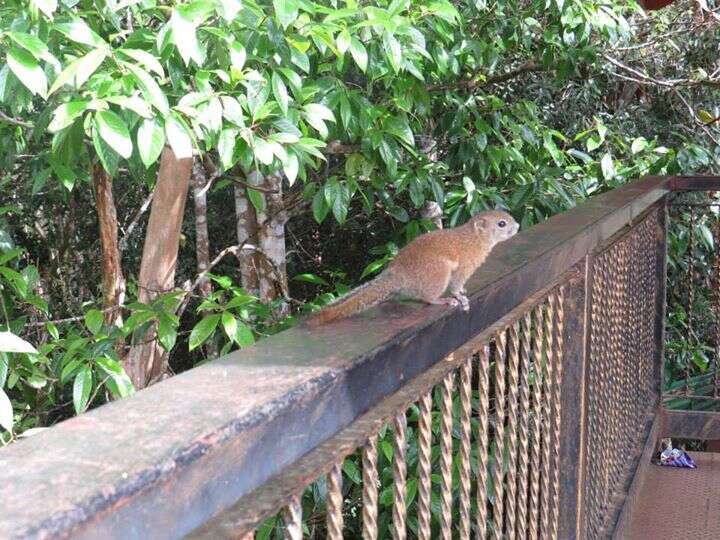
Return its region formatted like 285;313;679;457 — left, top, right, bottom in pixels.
305;272;398;326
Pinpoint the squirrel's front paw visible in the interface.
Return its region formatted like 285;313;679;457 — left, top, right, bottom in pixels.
453;293;469;312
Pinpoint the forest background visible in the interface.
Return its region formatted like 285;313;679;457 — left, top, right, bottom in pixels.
0;0;719;445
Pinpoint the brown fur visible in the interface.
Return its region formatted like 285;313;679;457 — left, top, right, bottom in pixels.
306;210;518;325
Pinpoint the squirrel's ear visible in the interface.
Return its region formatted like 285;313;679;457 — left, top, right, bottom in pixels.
473;216;486;232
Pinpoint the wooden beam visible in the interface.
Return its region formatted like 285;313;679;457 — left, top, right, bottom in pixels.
660;409;720;440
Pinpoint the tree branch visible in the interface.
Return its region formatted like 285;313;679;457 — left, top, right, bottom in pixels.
119;188;155;252
0;110;33;129
603;54;720;89
427;60;543;92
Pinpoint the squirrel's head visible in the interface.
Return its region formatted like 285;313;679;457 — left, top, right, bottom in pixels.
469;210;519;245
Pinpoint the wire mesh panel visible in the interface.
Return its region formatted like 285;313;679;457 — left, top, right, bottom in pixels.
219;284;573;540
583;208;662;539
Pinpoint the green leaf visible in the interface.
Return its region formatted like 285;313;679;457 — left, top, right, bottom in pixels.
189;314;221;351
84;309;104;335
600;153;615;180
221;96;245;127
586;134;602;152
137;118;166;168
92;126;120;176
218;0;243;20
34;0;58;17
428;0;460;22
303;104;335;139
7;47;47;97
221;312;238;341
235;322;255;347
631;137;648;155
254;138;275;165
218;128;238;170
360;258;388;279
247;188;265;212
337;30;351;54
349;38;368;72
123;63;169;115
343;459;361;484
282;152;299;185
8;32;49;60
0;388;12;433
72;366;92;415
229;42;246;71
290;48;310;73
273;0;299;29
94;111;133;159
158;314;177;352
118;49;164;77
170;9;202;66
49;48;107;95
0;352;8;388
293;273;329;286
0;332;37;354
272;72;290;116
165;115;194;159
313;189;330;223
697;109;714;124
48;101;88;133
126;64;170;114
54;20;107;47
382;32;402;73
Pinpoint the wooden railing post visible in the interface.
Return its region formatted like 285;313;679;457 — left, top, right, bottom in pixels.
557;260;590;539
654;196;668;405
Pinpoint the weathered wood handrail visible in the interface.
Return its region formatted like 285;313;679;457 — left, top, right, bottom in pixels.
1;176;717;540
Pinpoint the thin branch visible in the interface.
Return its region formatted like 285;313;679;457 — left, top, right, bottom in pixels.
427;60;543;92
232;177;280;194
176;242;254;318
603;54;720;90
24;307;117;327
119;188;156;252
0;110;33;129
201;155;280;195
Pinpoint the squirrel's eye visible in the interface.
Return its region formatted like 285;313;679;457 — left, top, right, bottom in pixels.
498;220;507;228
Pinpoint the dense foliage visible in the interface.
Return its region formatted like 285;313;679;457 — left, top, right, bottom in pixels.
1;0;719;536
0;0;718;461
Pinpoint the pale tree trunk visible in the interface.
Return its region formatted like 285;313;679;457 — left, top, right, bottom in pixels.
234;176;260;297
421;201;443;229
255;172;289;315
93;163;125;326
192;160;217;357
192;161;212;299
123;148;193;389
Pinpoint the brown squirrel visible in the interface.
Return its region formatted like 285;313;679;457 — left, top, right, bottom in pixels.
306;210;518;325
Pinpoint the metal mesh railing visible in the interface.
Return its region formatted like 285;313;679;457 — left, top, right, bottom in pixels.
188;205;667;540
583;208;661;538
196;283;574;539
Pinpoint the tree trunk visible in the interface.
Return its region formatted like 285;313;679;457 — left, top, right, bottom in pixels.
234;177;260;297
192;160;217;357
255;172;289;314
93;163;125;326
123;148;193;389
192;161;212;299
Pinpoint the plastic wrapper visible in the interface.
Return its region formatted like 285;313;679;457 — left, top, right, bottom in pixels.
656;445;697;469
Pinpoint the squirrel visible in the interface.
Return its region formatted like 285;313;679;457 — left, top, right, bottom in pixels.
306;210;519;326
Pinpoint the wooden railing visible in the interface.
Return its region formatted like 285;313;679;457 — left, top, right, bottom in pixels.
2;176;720;540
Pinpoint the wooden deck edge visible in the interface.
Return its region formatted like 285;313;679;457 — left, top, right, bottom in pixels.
611;414;660;539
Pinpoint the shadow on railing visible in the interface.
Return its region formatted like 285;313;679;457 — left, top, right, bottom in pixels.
3;177;720;540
